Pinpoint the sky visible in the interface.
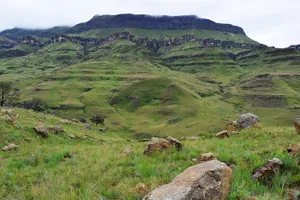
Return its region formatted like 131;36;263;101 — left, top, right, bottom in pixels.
1;0;299;48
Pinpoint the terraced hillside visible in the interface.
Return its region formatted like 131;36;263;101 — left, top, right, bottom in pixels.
0;14;300;138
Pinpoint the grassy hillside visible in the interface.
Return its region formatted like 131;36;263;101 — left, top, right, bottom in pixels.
0;34;299;135
1;108;300;199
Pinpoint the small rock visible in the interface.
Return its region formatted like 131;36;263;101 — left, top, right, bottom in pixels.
72;119;80;123
69;134;75;139
166;136;182;150
99;128;106;132
85;122;91;130
143;160;232;200
34;125;49;138
123;147;132;154
216;130;229;138
288;188;300;200
237;113;259;129
231;131;239;135
294;118;300;133
49;125;64;134
192;158;198;162
252;158;283;181
199;152;215;162
135;183;149;195
2;143;19;151
287;144;300;157
60;119;71;125
188;136;199;141
226;120;238;133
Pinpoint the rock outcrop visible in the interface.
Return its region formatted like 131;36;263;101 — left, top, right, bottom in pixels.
236;113;259;129
50;32;262;52
143;160;232;200
294;118;300;133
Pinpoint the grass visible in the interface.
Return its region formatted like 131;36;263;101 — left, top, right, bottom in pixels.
1;108;300;199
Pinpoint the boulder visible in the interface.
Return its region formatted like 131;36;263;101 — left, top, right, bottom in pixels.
294;118;300;133
252;158;283;181
200;152;215;162
143;137;182;155
287;144;300;157
34;125;49;138
216;130;229;138
49;125;64;134
99;128;106;132
166;136;182;150
143;160;232;200
2;143;19;151
236;113;259;129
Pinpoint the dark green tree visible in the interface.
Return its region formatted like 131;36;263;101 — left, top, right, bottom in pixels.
90;113;105;126
0;82;19;107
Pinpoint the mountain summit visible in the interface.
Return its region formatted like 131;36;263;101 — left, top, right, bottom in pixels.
68;14;246;35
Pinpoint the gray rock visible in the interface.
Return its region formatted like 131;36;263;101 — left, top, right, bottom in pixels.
143;160;232;200
236;113;259;129
252;158;283;181
34;125;49;138
2;143;19;151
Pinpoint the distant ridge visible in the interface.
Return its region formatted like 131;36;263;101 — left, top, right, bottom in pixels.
67;14;246;35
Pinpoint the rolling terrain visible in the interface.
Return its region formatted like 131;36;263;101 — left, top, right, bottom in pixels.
1;14;300;200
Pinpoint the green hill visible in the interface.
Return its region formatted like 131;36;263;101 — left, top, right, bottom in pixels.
0;14;299;136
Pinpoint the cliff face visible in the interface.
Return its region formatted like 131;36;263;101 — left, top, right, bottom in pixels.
68;14;246;35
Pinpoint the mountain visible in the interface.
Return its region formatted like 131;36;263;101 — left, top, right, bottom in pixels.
0;14;299;136
68;14;246;34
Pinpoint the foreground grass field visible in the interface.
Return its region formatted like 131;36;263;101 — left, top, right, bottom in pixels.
1;108;300;199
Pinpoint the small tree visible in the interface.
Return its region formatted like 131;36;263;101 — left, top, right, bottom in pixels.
0;82;19;107
22;98;46;111
90;113;105;126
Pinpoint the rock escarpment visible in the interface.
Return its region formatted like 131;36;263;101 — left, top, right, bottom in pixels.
50;32;264;51
68;14;246;35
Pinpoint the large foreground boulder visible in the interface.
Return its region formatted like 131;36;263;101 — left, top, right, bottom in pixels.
236;113;259;129
143;160;232;200
294;118;300;133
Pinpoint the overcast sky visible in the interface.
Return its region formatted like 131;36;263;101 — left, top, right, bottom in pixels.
1;0;299;47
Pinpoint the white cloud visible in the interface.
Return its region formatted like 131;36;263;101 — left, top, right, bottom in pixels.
1;0;299;47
